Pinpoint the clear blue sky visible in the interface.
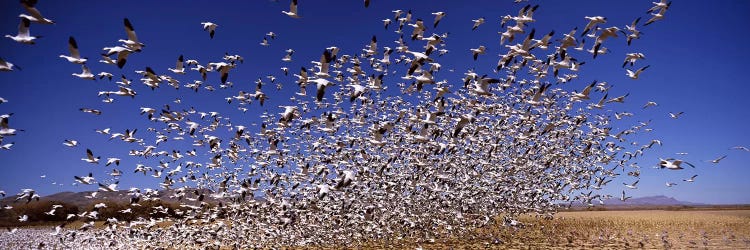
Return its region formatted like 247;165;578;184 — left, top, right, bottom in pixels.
0;1;748;204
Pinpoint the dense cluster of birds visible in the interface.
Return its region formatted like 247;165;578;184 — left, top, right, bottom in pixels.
1;0;746;248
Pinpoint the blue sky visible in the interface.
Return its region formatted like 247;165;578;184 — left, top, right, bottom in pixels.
0;1;748;204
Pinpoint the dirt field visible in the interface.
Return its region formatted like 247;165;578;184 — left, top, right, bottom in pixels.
370;209;750;249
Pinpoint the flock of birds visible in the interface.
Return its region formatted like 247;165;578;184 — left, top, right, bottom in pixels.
0;0;748;248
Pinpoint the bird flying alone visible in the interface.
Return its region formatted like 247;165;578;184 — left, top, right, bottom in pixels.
5;17;40;44
20;0;55;24
60;37;87;64
625;65;650;79
282;0;300;18
201;22;218;39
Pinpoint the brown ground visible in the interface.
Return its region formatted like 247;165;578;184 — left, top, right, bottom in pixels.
363;209;750;249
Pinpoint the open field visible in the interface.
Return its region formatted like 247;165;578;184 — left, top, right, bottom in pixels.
2;209;749;249
374;209;750;249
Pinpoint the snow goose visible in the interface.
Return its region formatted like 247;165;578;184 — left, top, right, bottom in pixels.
470;46;485;61
622;53;645;68
63;139;78;147
605;93;629;103
60;36;87;64
5;17;39;44
99;55;116;65
105;157;120;166
74;173;95;184
168;55;186;74
582;16;606;37
625;65;649;79
431;12;446;28
121;18;144;51
471;17;484;30
0;114;18;136
72;65;95;80
282;0;301;18
644;2;671;25
309;78;334;102
201;22;218;38
659;158;695;170
282;48;294;62
208;62;234;83
98;181;119;192
683;174;698;182
668;111;684;119
97;71;113;80
102;46;132;68
81;149;100;164
707;155;727;164
623;179;639;189
571;80;597;101
620;190;631;201
0;58;21;71
19;0;54;24
647;0;671;13
642;101;657;109
382;19;391;29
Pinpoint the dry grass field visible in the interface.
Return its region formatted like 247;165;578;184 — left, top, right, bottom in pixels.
368;209;750;249
4;209;749;249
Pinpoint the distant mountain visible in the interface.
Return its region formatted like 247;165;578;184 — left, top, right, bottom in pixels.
607;195;706;206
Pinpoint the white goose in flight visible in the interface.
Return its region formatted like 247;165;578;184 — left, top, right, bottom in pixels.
72;65;95;80
642;101;657;109
98;181;119;192
74;173;95;185
201;22;218;39
63;139;78;147
121;18;144;51
432;12;446;28
659;158;695;170
102;46;132;69
168;55;186;74
623;179;639;189
683;174;698;182
60;36;87;64
471;17;484;30
707;155;727;164
0;114;18;136
622;53;645;68
625;65;649;79
668;111;684;119
5;17;39;44
81;149;100;164
470;46;486;61
0;58;20;71
645;2;671;26
313;78;335;102
571;80;597;101
581;16;606;37
282;0;300;18
20;0;54;24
